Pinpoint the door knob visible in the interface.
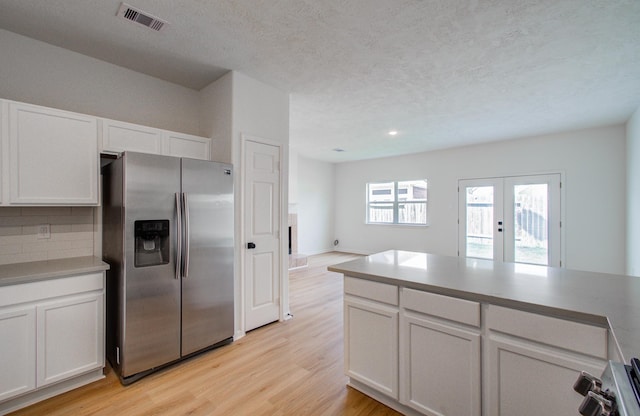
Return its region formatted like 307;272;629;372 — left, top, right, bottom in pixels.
247;242;256;249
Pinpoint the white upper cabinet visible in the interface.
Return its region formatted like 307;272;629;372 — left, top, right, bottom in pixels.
102;119;211;160
0;98;211;206
6;101;99;205
163;131;211;160
101;119;163;155
0;101;6;205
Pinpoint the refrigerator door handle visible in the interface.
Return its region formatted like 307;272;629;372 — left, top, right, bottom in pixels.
183;192;190;278
175;193;183;279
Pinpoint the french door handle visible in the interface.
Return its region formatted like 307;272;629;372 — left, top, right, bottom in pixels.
247;242;256;249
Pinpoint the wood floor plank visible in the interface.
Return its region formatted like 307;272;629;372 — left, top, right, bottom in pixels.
9;252;402;416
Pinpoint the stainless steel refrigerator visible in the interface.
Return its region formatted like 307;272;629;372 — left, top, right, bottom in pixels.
102;152;234;384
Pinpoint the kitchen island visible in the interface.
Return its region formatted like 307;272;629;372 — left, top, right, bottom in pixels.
329;250;640;416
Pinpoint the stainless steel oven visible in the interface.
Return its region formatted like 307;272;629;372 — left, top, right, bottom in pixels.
574;358;640;416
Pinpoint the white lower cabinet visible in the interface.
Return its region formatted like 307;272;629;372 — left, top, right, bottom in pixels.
37;293;104;387
485;305;607;416
344;279;610;416
0;307;36;402
400;289;481;416
345;296;399;398
486;336;606;416
344;277;399;399
0;273;105;413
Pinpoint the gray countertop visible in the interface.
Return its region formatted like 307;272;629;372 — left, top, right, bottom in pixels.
328;250;640;362
0;256;110;287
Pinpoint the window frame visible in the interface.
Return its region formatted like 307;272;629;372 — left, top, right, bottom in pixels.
366;179;428;226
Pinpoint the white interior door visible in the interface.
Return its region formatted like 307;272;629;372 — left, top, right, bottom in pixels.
459;174;561;266
243;139;281;331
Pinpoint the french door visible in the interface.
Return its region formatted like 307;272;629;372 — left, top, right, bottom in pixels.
458;174;561;267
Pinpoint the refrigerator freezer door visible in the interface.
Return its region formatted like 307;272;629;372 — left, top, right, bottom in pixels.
122;152;182;376
181;158;235;355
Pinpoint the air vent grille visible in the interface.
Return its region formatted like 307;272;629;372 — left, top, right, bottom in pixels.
117;2;167;32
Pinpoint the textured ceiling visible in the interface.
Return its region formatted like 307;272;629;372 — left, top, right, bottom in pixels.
0;0;639;162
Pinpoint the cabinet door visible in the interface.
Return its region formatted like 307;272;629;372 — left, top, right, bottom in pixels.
102;119;162;155
9;102;98;205
163;132;211;160
0;100;7;204
37;293;104;387
486;336;605;416
344;296;399;399
400;312;481;416
0;306;36;402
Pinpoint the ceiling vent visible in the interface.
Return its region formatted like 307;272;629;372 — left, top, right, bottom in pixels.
117;3;168;32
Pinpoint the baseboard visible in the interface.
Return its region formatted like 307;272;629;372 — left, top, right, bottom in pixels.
0;368;104;415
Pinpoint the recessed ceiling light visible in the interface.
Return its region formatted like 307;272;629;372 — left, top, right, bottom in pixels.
332;148;345;152
388;130;398;136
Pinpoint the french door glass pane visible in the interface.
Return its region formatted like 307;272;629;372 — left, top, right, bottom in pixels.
465;186;494;259
513;184;549;265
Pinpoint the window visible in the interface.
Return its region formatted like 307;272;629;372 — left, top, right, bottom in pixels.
367;180;427;225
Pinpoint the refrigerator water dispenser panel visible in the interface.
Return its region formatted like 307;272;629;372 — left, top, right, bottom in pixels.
134;220;170;267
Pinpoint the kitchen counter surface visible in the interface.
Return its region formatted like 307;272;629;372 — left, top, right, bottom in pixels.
0;256;110;286
328;250;640;362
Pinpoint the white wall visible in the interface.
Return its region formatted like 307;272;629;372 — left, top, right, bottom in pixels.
334;125;626;274
200;71;233;162
289;148;300;205
231;72;290;147
627;106;640;276
0;29;202;135
201;71;290;335
296;155;335;255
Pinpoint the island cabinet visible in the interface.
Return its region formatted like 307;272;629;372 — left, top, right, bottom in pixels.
101;119;211;160
1;100;99;205
485;305;607;416
343;276;609;416
344;276;399;399
0;272;105;414
400;288;481;416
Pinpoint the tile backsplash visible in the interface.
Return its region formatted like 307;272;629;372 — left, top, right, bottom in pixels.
0;207;96;265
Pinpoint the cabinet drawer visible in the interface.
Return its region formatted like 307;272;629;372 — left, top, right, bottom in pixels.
344;276;398;306
486;305;607;359
402;288;480;327
0;273;104;307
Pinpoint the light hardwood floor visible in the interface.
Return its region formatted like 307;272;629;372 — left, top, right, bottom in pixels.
10;252;402;416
